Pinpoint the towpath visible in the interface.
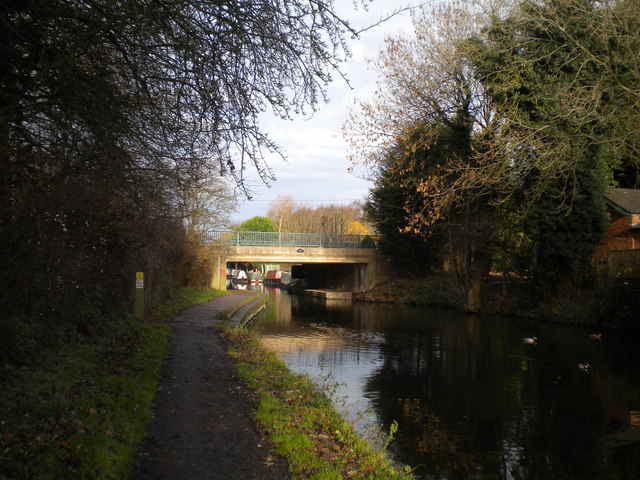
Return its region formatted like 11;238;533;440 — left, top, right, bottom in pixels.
132;290;290;480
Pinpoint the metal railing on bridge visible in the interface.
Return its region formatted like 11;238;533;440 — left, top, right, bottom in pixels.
204;231;378;249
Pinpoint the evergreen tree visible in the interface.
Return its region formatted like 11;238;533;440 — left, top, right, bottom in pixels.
523;153;609;298
477;0;623;294
365;162;441;278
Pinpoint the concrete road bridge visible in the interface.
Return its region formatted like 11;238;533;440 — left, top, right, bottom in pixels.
204;231;392;292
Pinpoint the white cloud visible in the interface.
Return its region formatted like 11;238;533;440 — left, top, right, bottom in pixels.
232;1;418;223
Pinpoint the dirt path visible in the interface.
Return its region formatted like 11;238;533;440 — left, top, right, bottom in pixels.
132;291;290;480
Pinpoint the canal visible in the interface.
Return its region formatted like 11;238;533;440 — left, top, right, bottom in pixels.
246;286;640;480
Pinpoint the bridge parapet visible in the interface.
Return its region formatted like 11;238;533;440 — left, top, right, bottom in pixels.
204;231;378;249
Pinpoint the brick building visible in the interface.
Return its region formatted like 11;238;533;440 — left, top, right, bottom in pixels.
594;188;640;276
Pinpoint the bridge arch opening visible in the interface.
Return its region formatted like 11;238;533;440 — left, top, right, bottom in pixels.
293;263;366;291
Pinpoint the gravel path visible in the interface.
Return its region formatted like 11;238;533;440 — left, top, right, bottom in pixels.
132;291;290;480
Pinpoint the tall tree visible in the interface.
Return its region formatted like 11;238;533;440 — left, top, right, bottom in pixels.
0;0;366;363
1;0;360;196
475;0;633;293
268;196;298;233
346;1;501;311
350;0;638;305
474;0;640;194
364;126;444;277
180;176;238;241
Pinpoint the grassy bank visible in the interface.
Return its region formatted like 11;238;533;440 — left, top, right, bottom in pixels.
220;325;414;480
0;287;225;480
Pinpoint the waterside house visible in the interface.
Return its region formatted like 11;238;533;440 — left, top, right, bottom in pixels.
594;188;640;276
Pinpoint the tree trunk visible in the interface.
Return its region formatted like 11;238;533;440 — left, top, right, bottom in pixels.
465;276;483;313
464;248;493;313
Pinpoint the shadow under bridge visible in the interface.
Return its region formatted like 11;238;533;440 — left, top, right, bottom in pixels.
204;231;391;291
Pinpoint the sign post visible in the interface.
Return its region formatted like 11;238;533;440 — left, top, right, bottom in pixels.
135;271;145;319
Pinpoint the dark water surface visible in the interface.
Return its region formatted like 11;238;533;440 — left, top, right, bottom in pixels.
249;287;640;480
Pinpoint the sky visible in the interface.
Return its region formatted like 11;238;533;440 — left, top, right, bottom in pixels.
230;1;421;224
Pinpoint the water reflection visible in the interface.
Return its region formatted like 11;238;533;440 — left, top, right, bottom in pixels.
250;289;640;480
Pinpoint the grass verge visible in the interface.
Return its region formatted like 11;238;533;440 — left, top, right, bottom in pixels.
0;287;225;480
219;325;414;480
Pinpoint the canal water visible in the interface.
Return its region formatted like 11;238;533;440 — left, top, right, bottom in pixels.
247;286;640;480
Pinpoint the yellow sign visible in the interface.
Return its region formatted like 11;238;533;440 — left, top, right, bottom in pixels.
136;272;144;279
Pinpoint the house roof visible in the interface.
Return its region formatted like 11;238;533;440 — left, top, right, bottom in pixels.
604;188;640;216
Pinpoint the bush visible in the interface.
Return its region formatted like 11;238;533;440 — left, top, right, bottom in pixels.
595;271;640;328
